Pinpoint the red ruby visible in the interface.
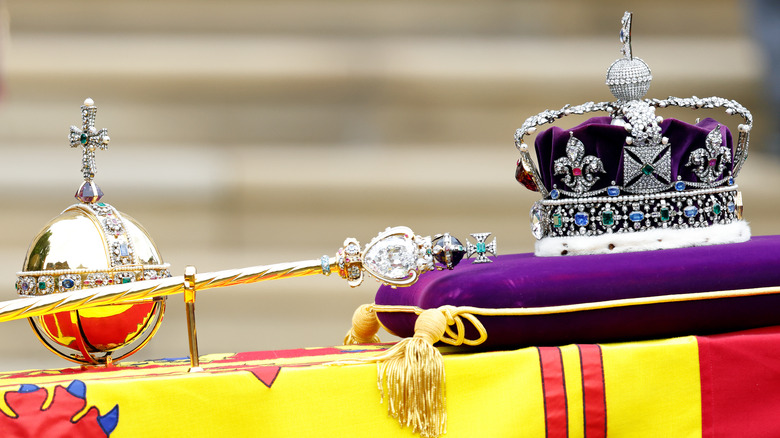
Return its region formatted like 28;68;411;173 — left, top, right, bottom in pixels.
573;167;582;176
709;158;717;167
515;160;539;192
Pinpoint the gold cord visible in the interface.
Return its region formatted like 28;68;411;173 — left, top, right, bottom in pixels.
344;304;381;345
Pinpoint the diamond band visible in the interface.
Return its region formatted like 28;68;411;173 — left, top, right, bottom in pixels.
533;186;741;239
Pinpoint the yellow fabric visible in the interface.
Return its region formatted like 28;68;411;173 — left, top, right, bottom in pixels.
603;336;702;437
0;336;704;437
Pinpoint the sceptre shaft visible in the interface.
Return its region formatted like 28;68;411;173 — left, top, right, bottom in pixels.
2;226;474;324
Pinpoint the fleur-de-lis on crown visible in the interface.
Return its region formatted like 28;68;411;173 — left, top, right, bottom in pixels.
686;125;731;184
553;132;606;194
68;98;110;182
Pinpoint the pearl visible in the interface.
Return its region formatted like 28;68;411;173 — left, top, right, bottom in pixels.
83;98;95;106
662;136;669;145
625;136;633;145
102;135;110;144
520;143;528;151
527;127;537;134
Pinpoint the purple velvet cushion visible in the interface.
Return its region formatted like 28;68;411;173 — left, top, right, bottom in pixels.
375;235;780;347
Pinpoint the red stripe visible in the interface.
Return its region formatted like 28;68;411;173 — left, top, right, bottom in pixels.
538;346;568;438
578;344;607;438
698;326;780;438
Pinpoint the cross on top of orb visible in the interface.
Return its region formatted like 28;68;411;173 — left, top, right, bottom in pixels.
69;98;110;182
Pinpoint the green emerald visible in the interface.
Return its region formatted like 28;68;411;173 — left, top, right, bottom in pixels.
601;210;614;226
641;164;654;176
713;204;721;215
79;133;88;144
660;207;671;222
552;214;562;228
121;277;132;284
38;282;46;291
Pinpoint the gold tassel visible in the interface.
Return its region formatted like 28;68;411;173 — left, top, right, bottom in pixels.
374;309;448;438
344;304;381;345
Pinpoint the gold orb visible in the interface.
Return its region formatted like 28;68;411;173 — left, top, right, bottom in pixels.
16;202;169;365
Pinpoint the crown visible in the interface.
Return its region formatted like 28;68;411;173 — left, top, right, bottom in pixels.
514;12;752;256
15;98;170;365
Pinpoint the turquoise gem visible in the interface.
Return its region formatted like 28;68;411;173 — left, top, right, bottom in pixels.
601;211;614;226
552;214;562;228
476;242;486;253
660;207;671;222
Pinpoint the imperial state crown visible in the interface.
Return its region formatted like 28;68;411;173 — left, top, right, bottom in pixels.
15;99;170;365
515;12;752;256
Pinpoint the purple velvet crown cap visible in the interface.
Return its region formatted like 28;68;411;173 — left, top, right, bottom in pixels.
534;117;732;193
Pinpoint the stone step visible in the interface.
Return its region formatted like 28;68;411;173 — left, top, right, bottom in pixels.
6;0;747;37
1;34;762;146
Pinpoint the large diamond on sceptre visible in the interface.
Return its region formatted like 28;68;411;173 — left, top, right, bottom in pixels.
338;226;436;288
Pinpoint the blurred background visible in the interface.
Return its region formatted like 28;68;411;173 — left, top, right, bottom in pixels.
0;0;778;371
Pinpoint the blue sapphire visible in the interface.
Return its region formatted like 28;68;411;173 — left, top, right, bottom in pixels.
550;189;560;200
21;282;29;292
728;177;734;186
727;201;736;212
607;186;620;197
684;206;698;217
629;211;644;222
62;279;75;289
674;181;686;191
574;212;589;226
